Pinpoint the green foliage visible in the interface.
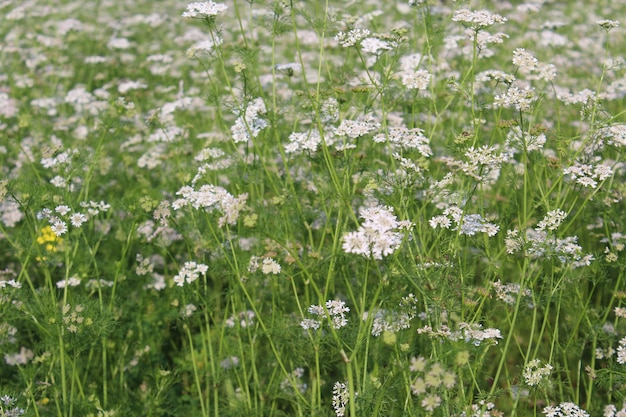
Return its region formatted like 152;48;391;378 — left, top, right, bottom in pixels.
1;0;626;416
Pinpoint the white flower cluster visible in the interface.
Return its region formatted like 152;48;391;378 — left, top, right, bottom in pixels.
248;256;281;275
41;148;79;169
220;355;239;369
429;206;499;237
146;126;187;143
225;310;256;328
604;403;626;417
137;254;166;291
457;401;501;417
342;205;412;260
334;115;380;140
599;124;626;147
524;229;594;267
400;69;431;90
470;29;509;50
62;303;90;333
618;336;626;364
285;130;321;154
493;280;533;306
181;2;227;18
523;359;553;386
409;358;455;412
0;395;25;416
0;278;20;289
320;97;340;123
535;209;567;232
361;37;393;54
462;145;508;183
56;276;81;289
417;322;502;346
512;48;538;73
555;88;596;105
64;86;99;114
509;48;557;82
505;126;546;152
173;261;208;286
181;303;196;318
373;127;432;156
452;9;507;29
476;70;516;85
596;345;616;360
231;97;268;144
597;19;620;30
300;300;350;330
37;204;92;237
494;84;536;111
332;381;350;417
365;294;418;336
458;323;502;346
4;346;34;366
505;229;523;254
173;184;248;227
563;162;613;188
334;28;370;47
0;92;18;118
0;198;24;228
543;402;589;417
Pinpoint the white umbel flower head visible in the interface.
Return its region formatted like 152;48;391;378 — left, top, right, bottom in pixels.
182;2;228;18
173;261;208;286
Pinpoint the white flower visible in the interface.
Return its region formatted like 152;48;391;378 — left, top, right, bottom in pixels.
302;300;350;330
50;220;68;236
332;381;351;417
421;394;441;412
55;205;71;216
173;184;248;227
261;258;281;275
536;209;567;232
299;318;321;330
452;9;507;28
182;1;228;18
334;115;380;139
429;215;452;229
342;206;407;260
182;304;197;317
597;19;620;30
512;48;538;72
231;98;267;144
618;336;626;364
173;261;208;286
542;402;589;417
401;69;431;90
523;359;553;386
494;84;536;111
286;130;321;154
56;276;81;289
70;213;88;227
335;28;370;47
361;37;392;54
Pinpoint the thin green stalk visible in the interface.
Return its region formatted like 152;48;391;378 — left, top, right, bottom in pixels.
184;322;208;417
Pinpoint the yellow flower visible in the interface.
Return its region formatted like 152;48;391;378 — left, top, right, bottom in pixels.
37;225;63;250
36;226;64;260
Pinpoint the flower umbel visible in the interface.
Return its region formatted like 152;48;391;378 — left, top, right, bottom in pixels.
182;2;228;19
173;261;208;286
342;205;412;260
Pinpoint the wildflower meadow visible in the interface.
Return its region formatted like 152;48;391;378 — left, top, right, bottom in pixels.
1;0;626;415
